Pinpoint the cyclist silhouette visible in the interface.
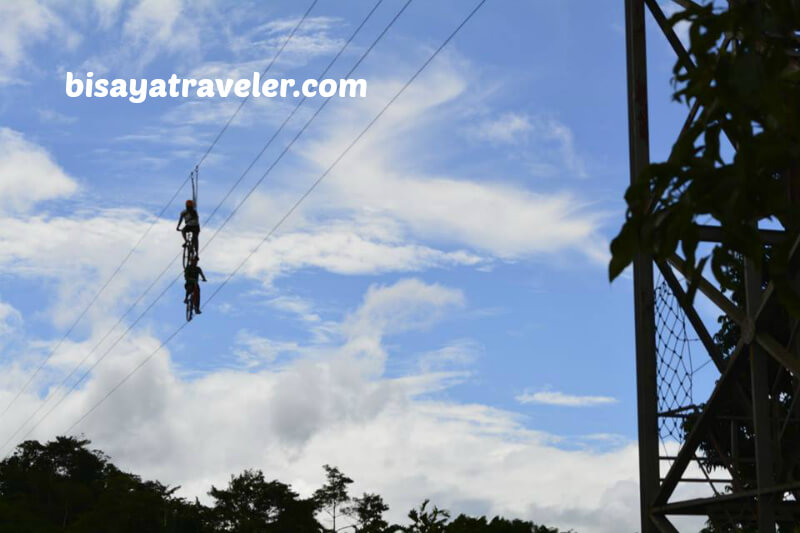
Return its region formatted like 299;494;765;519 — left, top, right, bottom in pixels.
184;256;207;314
177;199;200;253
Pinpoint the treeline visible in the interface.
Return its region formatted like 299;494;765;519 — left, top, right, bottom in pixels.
0;437;570;533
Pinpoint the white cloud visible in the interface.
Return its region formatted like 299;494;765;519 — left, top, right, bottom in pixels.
267;16;342;50
265;294;321;323
417;339;481;373
0;210;173;327
260;15;340;36
114;125;206;148
344;278;465;340
78;0;216;74
91;0;124;29
206;219;484;285
324;174;601;261
89;4;345;78
472;112;533;144
516;390;618;407
0;279;639;533
662;2;691;49
532;115;588;178
37;109;78;125
123;0;183;47
161;99;250;133
0;208;482;330
0;2;60;83
230;15;345;67
298;63;604;262
470;112;587;178
233;330;300;368
0;129;78;214
0;301;23;347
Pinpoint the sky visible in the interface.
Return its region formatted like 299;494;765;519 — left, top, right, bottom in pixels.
0;1;718;532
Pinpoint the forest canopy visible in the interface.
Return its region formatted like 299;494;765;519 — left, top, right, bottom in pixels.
0;437;569;533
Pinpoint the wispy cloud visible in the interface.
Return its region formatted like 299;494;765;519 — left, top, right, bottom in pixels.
0;128;77;214
0;300;22;347
0;278;639;533
0;2;78;84
233;330;301;368
298;65;603;262
265;294;322;324
661;2;691;49
114;125;206;147
344;278;466;342
516;390;618;407
239;16;345;65
37;109;78;125
417;339;481;373
471;112;533;144
469;112;588;178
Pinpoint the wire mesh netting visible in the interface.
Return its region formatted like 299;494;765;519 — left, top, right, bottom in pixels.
654;277;696;443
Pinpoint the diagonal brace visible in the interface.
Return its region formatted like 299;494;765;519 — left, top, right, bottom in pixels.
644;0;695;73
667;254;800;377
654;341;746;506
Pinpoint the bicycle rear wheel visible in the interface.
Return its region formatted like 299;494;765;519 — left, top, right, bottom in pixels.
182;241;190;269
182;231;196;269
185;247;197;268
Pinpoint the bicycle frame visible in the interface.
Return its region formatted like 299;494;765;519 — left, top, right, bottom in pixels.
185;282;199;322
182;229;197;270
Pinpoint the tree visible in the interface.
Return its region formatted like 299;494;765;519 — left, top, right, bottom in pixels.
0;438;569;533
313;464;354;532
405;499;450;533
445;514;567;533
609;0;800;312
0;436;206;533
208;469;320;532
445;515;489;533
345;492;390;533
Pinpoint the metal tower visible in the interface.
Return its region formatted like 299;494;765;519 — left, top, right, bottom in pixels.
625;0;800;531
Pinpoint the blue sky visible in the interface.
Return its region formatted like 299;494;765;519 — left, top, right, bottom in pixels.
0;1;714;531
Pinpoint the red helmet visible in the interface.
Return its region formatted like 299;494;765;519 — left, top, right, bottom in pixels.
186;199;194;208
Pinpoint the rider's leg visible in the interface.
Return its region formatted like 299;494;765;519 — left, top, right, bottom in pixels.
193;284;202;313
184;282;191;303
192;226;200;253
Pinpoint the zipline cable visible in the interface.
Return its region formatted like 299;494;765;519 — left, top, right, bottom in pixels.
191;167;199;207
1;0;409;453
197;0;414;245
200;0;390;227
195;0;320;167
63;0;489;438
2;0;393;452
0;1;319;424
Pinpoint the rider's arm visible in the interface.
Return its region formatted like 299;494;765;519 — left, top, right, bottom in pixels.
176;212;184;230
199;268;207;282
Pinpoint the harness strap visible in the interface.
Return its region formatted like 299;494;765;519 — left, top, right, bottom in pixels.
190;166;199;207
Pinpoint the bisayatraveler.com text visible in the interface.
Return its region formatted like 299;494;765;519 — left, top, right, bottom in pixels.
66;72;368;103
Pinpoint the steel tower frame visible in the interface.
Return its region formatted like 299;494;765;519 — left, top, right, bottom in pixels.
625;0;800;531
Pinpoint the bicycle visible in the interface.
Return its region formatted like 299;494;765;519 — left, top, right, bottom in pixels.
181;229;197;270
185;281;200;322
